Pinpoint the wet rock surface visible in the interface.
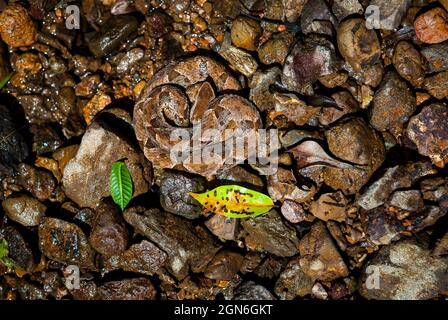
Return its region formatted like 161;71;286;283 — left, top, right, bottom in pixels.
240;210;299;257
0;4;37;47
323;118;385;194
3;226;35;273
0;0;447;301
360;239;448;300
159;171;205;219
233;281;276;300
104;240;167;276
98;278;157;300
204;250;244;281
274;257;314;299
0;102;29;181
88;16;139;57
337;18;381;72
17;164;57;201
89;200;128;258
38;218;95;269
414;7;448;44
368;0;411;30
370;72;416;134
407;104;448;168
2;194;46;227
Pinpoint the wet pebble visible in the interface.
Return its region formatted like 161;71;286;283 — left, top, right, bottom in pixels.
88;15;139;57
367;0;411;30
324;118;385;195
159;170;205;219
370;71;416;134
204;250;244;281
299;221;349;281
274;256;314;299
145;11;173;39
388;190;424;212
258;32;294;65
393;41;425;87
318;91;359;126
249;67;282;112
421;43;448;73
332;0;363;21
52;145;79;174
309;191;348;222
17;164;57;201
82;91;112;125
0;103;29;180
337;18;381;72
407;104;448;168
0;4;37;47
205;214;239;241
423;70;448;99
240;210;299;257
282;35;338;91
30;125;64;155
434;231;448;256
359;239;448;299
62;120;151;208
300;0;336;35
280;200;314;224
311;282;328;300
217;166;264;188
251;255;285;280
123;207;221;280
231;16;262;51
233;281;276;300
357;161;435;210
38;217;95;269
98;278;157;300
268;168;316;203
104;240;167;276
414;7;448;44
220;43;259;77
283;0;309;22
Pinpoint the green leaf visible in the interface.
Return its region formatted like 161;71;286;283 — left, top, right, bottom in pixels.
189;185;274;218
110;161;133;210
0;73;13;90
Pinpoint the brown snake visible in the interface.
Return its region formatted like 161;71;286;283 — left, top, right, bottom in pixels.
133;56;263;177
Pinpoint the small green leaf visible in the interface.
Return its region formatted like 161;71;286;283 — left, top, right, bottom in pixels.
0;73;13;90
110;161;133;210
0;239;9;260
190;185;274;218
